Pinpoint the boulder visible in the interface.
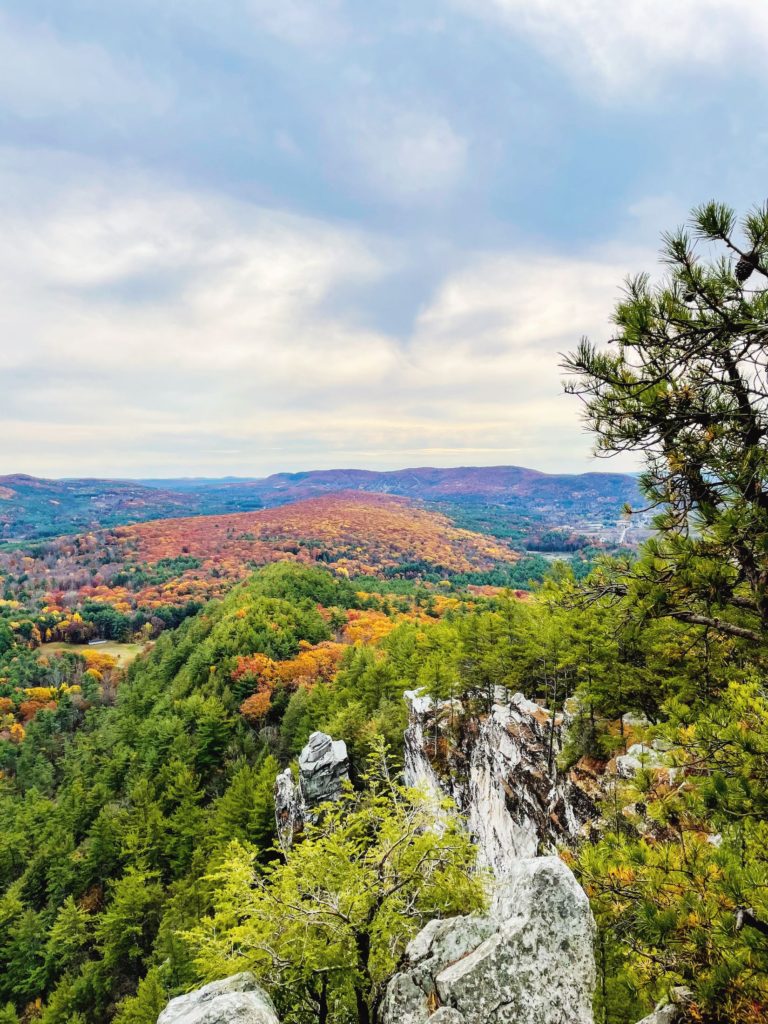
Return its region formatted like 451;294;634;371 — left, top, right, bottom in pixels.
274;731;350;848
298;731;349;805
615;743;664;779
381;856;596;1024
157;972;278;1024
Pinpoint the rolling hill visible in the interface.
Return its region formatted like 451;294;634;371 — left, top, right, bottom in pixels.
0;466;642;541
117;490;518;578
0;493;521;632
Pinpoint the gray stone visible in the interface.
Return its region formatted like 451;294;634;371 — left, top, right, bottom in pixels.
622;712;651;729
381;857;596;1024
636;1008;679;1024
430;1010;466;1023
298;731;349;805
403;689;595;878
406;915;497;999
274;768;302;851
157;973;279;1024
379;973;431;1024
273;731;350;848
616;743;664;779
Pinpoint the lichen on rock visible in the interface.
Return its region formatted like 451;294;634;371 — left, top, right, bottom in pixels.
156;972;279;1024
381;856;596;1024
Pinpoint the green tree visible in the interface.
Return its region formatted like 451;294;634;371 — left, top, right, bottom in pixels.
45;896;92;979
96;868;164;982
578;679;768;1024
186;748;484;1024
212;757;277;849
564;201;768;645
112;969;167;1024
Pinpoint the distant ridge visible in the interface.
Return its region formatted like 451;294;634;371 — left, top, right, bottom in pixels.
0;465;642;541
138;464;641;504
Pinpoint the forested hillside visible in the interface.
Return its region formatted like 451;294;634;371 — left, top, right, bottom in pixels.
0;493;546;659
0;468;641;543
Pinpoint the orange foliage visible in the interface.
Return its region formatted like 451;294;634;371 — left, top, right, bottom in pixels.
19;699;56;723
3;493;519;627
274;641;345;687
342;610;399;645
234;641;346;693
8;722;25;743
239;689;272;724
234;639;347;726
232;652;279;686
116;493;517;602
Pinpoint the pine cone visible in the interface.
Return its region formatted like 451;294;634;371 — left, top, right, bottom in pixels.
735;251;758;283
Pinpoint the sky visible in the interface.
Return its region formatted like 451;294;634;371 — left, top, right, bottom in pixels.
0;1;766;479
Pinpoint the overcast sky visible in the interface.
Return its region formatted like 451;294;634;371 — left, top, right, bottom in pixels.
0;1;766;478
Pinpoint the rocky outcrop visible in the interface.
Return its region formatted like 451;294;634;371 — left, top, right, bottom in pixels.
615;742;665;779
381;856;596;1024
274;769;303;850
274;731;350;848
298;731;349;803
157;972;279;1024
404;688;594;877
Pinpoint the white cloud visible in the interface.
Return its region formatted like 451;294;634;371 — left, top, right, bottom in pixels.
242;0;345;46
447;0;768;96
344;106;468;204
0;151;645;477
0;11;171;119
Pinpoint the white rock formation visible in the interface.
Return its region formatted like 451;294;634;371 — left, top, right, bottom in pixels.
298;731;349;804
615;742;664;779
274;769;303;850
157;972;278;1024
403;689;594;877
380;856;596;1024
274;731;350;848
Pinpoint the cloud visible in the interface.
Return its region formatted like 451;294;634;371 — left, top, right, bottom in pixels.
0;150;646;477
0;10;171;119
241;0;346;47
447;0;768;96
342;105;468;205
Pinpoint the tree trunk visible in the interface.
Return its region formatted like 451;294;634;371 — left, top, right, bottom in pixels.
318;974;328;1024
354;930;373;1024
354;986;371;1024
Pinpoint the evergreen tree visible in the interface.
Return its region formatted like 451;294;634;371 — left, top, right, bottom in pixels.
564;201;768;646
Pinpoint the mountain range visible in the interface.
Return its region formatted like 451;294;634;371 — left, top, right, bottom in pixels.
0;466;642;541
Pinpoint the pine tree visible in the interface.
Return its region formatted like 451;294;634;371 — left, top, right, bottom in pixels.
563;201;768;645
